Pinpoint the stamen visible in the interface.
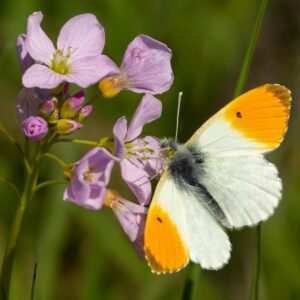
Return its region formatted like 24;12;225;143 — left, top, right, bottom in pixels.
50;49;72;75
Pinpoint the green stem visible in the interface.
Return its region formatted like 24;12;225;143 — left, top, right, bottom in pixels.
42;153;67;168
181;263;201;300
231;1;268;299
33;179;68;192
250;225;261;300
233;0;268;97
0;142;44;299
55;138;99;147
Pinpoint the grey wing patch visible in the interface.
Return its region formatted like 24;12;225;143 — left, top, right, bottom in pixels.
168;143;230;226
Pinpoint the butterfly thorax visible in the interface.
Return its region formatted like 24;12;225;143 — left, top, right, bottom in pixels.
167;142;204;187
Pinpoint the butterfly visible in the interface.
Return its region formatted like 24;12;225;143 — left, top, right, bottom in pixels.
144;84;291;274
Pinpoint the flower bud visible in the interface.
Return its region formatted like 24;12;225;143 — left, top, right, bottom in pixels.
78;105;93;123
22;116;48;141
98;75;126;98
60;91;85;119
48;109;59;124
39;97;58;117
56;119;83;135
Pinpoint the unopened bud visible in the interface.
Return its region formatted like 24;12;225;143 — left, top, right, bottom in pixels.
60;91;85;119
78;105;93;123
39;97;58;117
56;119;83;135
48;109;59;124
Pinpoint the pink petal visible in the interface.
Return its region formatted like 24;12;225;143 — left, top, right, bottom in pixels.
16;87;41;122
120;159;152;205
25;12;55;64
22;64;65;89
17;34;34;73
67;55;119;88
113;117;127;159
126;94;162;141
57;14;105;61
121;34;173;94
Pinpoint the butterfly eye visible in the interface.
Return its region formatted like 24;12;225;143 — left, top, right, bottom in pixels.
236;111;242;118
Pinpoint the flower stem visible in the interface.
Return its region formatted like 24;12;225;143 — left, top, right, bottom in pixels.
0;142;44;299
250;225;261;300
33;179;68;192
181;263;201;300
55;138;99;147
42;152;67;168
233;0;268;97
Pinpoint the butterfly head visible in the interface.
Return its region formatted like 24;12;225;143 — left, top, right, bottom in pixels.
159;137;178;160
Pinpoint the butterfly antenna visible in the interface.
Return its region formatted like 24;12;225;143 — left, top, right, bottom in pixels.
175;91;183;143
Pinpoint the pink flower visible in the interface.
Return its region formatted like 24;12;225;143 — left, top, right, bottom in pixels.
16;34;49;123
64;148;117;210
104;190;147;259
99;35;173;97
22;12;119;89
22;116;48;141
113;94;163;205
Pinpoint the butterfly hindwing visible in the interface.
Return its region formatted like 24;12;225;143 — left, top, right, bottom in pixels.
144;172;189;274
182;186;231;269
198;155;282;228
144;171;231;272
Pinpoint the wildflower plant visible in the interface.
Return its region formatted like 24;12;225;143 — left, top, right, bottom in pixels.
0;2;271;299
0;11;173;298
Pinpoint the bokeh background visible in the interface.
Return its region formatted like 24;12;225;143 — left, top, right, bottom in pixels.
0;0;299;299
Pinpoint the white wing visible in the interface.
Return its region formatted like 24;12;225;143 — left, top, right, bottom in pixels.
182;187;231;269
198;155;281;228
144;173;231;272
184;84;290;228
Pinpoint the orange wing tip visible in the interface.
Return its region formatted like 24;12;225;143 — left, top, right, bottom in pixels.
224;83;291;148
265;84;292;108
144;248;189;274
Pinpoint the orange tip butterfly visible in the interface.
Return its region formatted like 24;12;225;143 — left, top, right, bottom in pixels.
144;84;291;274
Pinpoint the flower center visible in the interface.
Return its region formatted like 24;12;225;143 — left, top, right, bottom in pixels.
50;48;72;75
125;140;155;160
83;167;95;183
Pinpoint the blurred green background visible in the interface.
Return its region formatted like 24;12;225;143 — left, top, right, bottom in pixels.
0;0;299;299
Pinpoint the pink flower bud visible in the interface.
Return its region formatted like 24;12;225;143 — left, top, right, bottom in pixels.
78;105;93;123
22;116;48;141
56;119;83;135
60;91;85;119
39;97;58;117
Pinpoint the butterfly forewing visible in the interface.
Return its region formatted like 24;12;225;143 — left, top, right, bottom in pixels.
187;84;291;156
184;84;290;228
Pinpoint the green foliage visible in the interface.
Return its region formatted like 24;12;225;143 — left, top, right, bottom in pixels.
0;0;299;299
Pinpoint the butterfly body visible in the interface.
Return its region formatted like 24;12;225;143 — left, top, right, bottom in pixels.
144;84;291;274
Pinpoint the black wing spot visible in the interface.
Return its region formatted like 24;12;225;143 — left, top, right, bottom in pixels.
157;217;163;223
236;111;242;118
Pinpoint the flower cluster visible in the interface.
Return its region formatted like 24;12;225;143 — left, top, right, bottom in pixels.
17;12;173;257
